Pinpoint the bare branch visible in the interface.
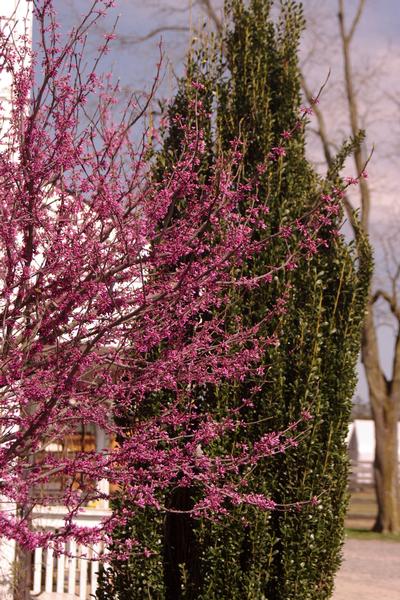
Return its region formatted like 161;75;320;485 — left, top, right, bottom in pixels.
372;289;400;321
197;0;223;33
347;0;367;43
338;0;371;232
114;25;190;46
301;73;333;167
301;72;359;231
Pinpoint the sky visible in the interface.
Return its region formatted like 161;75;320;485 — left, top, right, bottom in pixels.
50;0;400;403
52;1;400;217
54;1;400;89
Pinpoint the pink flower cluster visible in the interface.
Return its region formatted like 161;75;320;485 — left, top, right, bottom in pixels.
0;1;344;555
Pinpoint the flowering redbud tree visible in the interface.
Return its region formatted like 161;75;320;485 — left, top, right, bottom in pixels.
0;1;339;556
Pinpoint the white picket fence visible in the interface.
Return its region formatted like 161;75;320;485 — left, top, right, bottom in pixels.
31;543;103;599
30;506;110;599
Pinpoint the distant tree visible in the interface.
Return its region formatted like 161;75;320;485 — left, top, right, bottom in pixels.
302;0;400;533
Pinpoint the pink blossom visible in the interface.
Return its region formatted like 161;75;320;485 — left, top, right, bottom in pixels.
0;0;343;556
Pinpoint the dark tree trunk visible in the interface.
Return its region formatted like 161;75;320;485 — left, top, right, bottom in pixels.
163;487;200;600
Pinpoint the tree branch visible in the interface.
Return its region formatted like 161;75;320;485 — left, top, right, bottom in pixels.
117;25;190;46
338;0;370;232
372;289;400;321
197;0;223;33
301;73;333;167
347;0;366;43
301;72;359;231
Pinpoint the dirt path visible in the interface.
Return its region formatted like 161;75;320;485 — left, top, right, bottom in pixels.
332;537;400;600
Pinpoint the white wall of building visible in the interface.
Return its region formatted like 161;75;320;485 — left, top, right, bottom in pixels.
0;0;32;144
0;5;33;597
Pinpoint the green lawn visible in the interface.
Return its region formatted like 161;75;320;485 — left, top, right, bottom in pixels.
345;489;400;541
345;527;400;542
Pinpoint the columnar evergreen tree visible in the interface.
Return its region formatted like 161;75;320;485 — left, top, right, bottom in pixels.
0;0;344;568
98;1;370;599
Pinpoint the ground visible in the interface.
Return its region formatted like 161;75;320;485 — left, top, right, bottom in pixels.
332;537;400;600
332;488;400;599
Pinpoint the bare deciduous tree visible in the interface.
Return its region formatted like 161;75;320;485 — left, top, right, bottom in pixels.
302;0;400;533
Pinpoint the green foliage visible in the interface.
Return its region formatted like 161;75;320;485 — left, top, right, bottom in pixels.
98;1;371;598
96;507;165;600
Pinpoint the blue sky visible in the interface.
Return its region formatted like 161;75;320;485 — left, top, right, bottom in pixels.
52;1;399;89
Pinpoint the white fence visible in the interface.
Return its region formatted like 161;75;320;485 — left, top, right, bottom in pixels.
32;542;101;600
349;459;374;489
349;459;400;490
31;542;103;599
30;506;110;600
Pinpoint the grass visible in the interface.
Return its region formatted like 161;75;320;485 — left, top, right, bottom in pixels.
345;488;400;541
345;527;400;543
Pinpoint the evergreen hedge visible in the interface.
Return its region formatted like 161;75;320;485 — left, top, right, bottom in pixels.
97;1;371;598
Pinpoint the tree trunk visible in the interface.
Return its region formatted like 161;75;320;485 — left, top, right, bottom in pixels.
13;544;31;600
372;396;400;532
163;487;200;600
362;306;400;533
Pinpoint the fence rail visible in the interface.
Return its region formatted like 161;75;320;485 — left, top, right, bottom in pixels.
349;460;374;488
349;459;400;489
